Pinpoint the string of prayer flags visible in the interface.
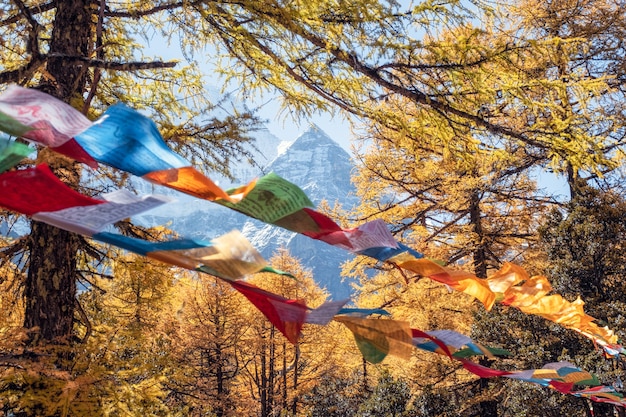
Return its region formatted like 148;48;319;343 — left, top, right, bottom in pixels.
143;166;250;202
230;280;308;344
393;252;620;352
191;230;268;280
0;86;624;372
504;361;600;388
411;328;519;379
0;137;32;173
390;251;497;309
425;329;510;359
93;230;268;281
4;85;615;357
0;109;34;138
0;85;97;167
217;172;315;225
336;307;391;317
0;166;307;343
0;159;309;340
490;264;619;348
0;164;172;235
33;189;172;236
408;328;626;404
73;103;257;203
570;386;626;406
312;218;399;253
411;328;507;361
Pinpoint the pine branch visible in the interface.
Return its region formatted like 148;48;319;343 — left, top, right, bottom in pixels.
46;53;178;71
267;8;549;149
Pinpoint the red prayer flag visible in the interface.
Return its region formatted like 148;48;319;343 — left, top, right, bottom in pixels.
229;280;307;344
0;164;103;216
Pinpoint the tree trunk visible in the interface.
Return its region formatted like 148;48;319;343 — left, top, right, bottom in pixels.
468;190;487;279
282;342;288;411
24;221;80;342
291;345;299;416
268;326;275;416
23;0;93;343
215;345;225;417
468;190;499;416
260;337;268;417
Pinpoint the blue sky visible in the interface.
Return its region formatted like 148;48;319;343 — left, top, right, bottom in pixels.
145;31;568;197
145;34;355;152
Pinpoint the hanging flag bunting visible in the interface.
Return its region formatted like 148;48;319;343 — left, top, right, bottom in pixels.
192;230;268;280
505;361;600;387
409;327;620;403
74;103;190;176
2;87;626;408
390;251;497;309
143;166;235;202
1;87;617;354
9;86;614;357
33;189;173;236
93;230;267;280
0;164;171;235
312;218;399;252
571;386;625;406
337;307;391;317
0;110;34;138
73;103;254;203
217;172;315;224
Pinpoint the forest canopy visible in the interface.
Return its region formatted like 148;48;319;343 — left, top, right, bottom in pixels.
1;0;626;416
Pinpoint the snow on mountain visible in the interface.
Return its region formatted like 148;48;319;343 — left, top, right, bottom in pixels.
137;123;359;300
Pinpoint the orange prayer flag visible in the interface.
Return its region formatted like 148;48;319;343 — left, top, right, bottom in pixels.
143;166;236;201
501;275;553;307
390;253;496;309
486;262;529;294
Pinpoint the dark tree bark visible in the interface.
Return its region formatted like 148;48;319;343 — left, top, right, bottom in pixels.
23;0;94;343
469;190;488;279
468;189;500;416
24;221;80;342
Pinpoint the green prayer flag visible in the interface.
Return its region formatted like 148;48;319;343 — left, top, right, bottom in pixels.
219;172;314;224
0;111;34;137
0;137;32;173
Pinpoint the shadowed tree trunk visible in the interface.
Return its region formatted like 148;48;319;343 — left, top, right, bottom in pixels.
23;0;93;343
468;188;499;417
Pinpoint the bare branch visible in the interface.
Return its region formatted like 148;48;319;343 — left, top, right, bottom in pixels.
83;0;107;114
75;296;92;343
12;0;42;58
103;1;203;18
46;53;178;71
0;2;54;26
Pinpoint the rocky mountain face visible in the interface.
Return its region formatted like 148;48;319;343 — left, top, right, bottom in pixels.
138;124;358;300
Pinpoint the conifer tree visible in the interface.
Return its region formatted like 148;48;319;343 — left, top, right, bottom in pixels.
0;0;259;345
172;276;249;416
234;248;352;417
